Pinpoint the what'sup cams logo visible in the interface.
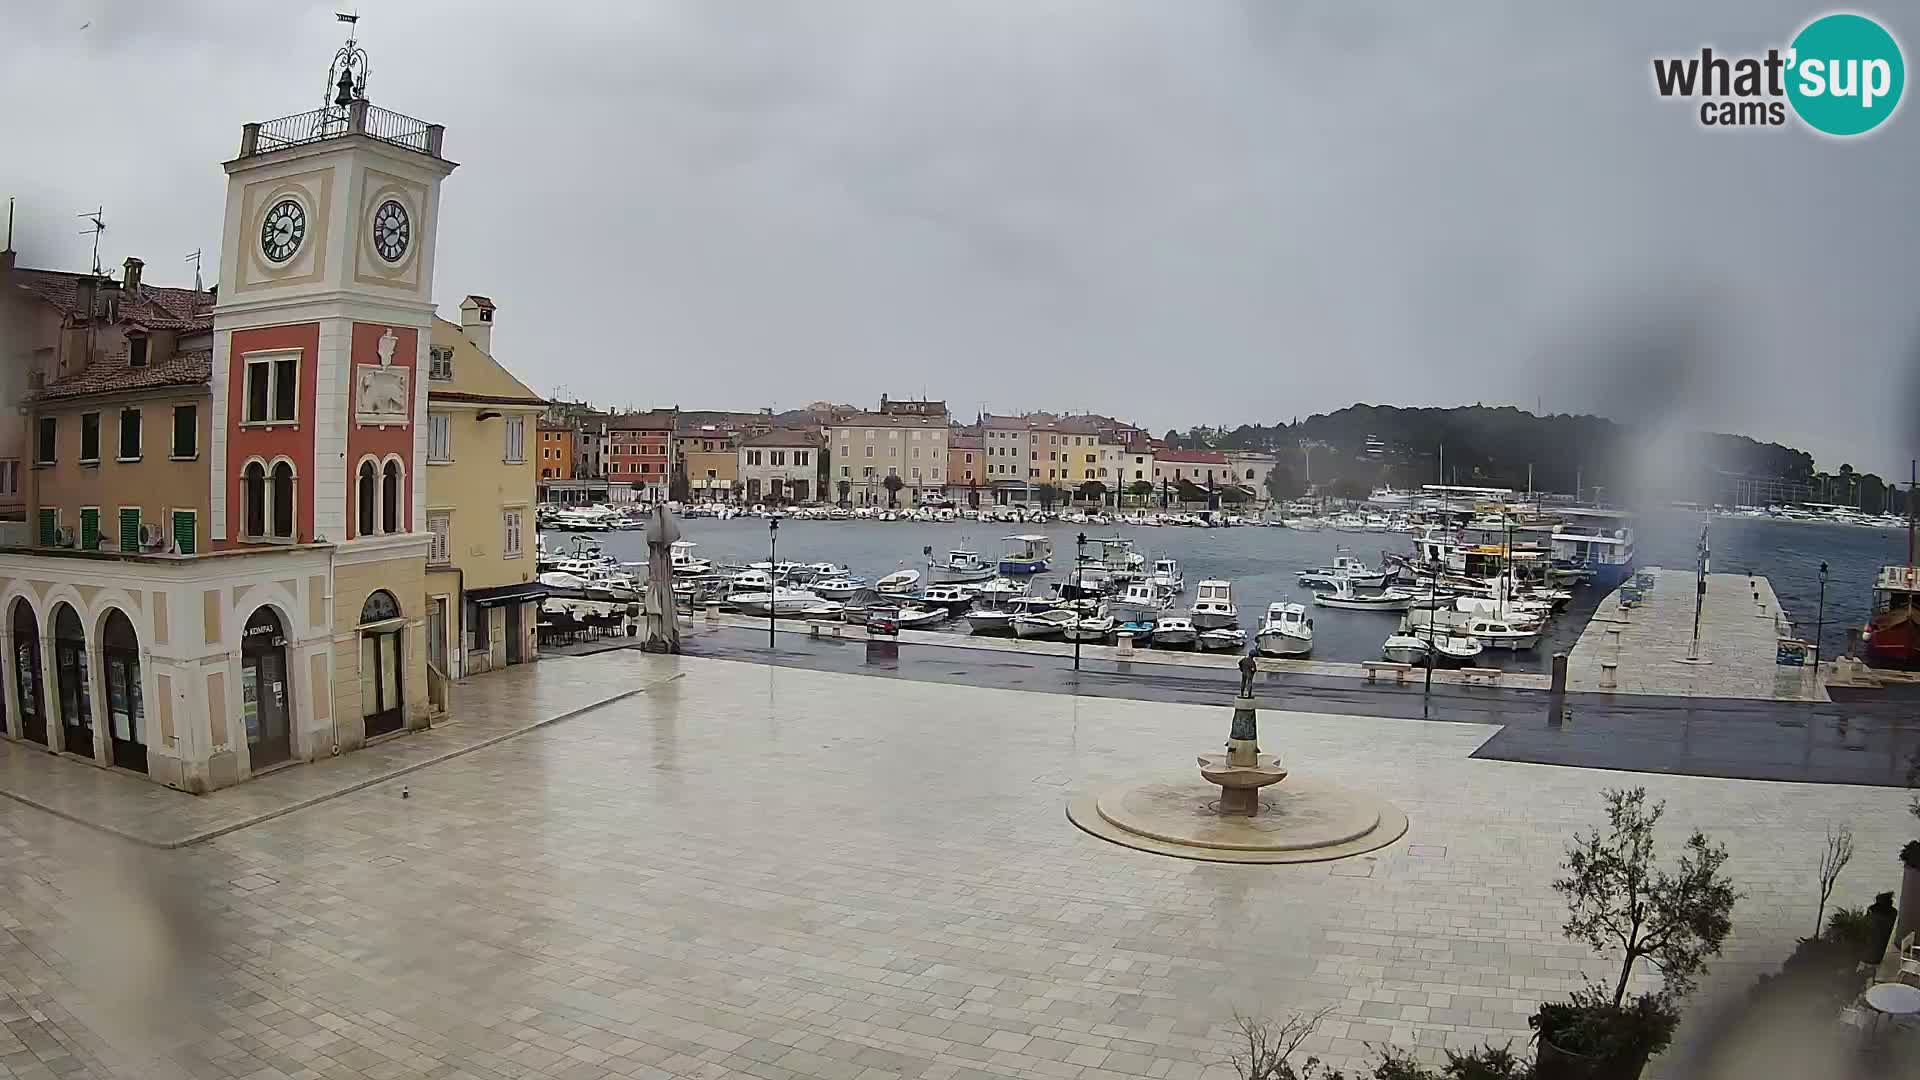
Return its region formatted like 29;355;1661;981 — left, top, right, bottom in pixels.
1653;12;1904;135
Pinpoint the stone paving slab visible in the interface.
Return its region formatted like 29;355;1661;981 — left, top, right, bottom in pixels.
1567;568;1827;702
0;656;683;847
0;649;1905;1079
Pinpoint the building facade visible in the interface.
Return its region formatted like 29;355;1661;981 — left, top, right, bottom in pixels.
738;429;819;504
946;429;983;504
828;399;948;507
425;307;545;678
538;423;574;482
0;55;455;791
606;410;675;502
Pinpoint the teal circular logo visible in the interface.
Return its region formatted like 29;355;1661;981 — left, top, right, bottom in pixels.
1786;13;1905;136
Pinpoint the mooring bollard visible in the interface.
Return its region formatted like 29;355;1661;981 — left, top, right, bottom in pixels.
1605;627;1622;656
705;603;719;624
1116;631;1134;657
1599;660;1618;689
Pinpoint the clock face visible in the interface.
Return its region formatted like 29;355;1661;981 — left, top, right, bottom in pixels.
260;199;306;264
372;199;411;263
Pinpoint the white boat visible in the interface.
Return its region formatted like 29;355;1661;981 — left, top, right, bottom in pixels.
875;568;923;595
920;584;976;615
809;577;868;601
1012;607;1078;639
669;540;712;576
729;568;774;593
1458;617;1538;650
1190;580;1238;629
1254;602;1313;657
798;600;846;619
727;587;826;617
1197;627;1247;652
1382;634;1431;665
1297;553;1390;589
538;571;588;592
1152;615;1198;647
1312;577;1415;611
1111;581;1170;623
893;605;948;629
1428;633;1485;663
933;548;998;583
969;578;1029;602
1148;558;1184;595
998;534;1054;575
966;595;1055;635
1064;612;1116;643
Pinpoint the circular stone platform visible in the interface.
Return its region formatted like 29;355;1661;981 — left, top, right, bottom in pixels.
1067;775;1408;864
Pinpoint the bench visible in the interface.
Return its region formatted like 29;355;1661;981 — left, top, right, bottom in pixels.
1461;667;1504;685
1362;660;1413;685
807;620;843;639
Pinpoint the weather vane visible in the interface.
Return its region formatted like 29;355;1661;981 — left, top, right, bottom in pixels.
325;10;370;112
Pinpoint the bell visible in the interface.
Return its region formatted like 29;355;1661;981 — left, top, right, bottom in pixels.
334;64;356;107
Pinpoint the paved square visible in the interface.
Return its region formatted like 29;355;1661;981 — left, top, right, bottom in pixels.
0;652;1905;1079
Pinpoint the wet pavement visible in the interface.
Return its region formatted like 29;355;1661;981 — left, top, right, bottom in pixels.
683;627;1920;786
0;649;1907;1079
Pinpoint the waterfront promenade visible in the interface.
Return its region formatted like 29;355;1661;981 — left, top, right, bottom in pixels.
1565;567;1826;702
0;648;1906;1078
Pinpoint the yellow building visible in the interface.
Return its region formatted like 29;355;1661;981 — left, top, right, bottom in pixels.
425;299;546;677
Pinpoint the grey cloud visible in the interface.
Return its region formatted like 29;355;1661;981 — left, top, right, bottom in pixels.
3;1;1914;472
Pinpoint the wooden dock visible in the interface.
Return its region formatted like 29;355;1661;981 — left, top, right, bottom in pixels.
1566;566;1826;702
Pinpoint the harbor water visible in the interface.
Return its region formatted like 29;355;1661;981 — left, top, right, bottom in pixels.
545;512;1907;672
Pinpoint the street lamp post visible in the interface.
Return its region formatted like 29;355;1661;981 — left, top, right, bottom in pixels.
1813;560;1829;667
767;518;778;648
1424;557;1438;700
1073;532;1087;672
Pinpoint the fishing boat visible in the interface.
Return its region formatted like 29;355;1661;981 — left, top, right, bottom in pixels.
809;577;868;601
932;548;998;583
966;595;1057;635
1254;602;1313;657
1152;615;1198;647
1382;634;1431;665
1012;607;1078;639
1111;581;1170;623
969;578;1029;603
893;605;948;629
1427;632;1485;664
841;588;884;625
1297;552;1389;589
1455;617;1538;650
1197;627;1248;652
1149;558;1184;595
1064;611;1116;643
920;584;976;615
727;587;826;617
1549;509;1637;590
1312;577;1415;611
1190;580;1239;630
998;534;1054;575
669;540;713;576
875;567;923;595
1115;620;1156;644
1864;565;1920;668
798;600;845;619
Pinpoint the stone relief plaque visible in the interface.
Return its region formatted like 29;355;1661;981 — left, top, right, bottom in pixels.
354;327;410;426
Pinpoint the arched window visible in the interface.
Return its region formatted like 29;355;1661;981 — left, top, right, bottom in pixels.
360;589;401;624
242;461;267;538
382;460;401;534
270;462;295;539
357;460;377;537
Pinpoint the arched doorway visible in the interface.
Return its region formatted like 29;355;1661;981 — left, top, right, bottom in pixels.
51;603;94;758
101;610;146;773
359;590;404;739
10;599;45;745
241;607;292;768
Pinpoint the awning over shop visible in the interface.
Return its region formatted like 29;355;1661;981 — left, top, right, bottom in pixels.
466;582;548;608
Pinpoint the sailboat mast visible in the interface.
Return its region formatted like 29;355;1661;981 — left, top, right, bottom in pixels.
1908;459;1916;572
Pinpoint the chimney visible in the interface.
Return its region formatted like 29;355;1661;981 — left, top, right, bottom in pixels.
122;257;143;295
459;295;496;353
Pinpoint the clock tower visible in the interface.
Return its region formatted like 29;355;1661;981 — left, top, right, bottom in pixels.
210;25;456;550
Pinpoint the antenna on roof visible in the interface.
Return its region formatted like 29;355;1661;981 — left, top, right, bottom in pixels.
185;249;203;292
76;207;105;275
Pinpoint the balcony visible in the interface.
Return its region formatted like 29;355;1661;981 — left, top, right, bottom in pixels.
239;100;445;160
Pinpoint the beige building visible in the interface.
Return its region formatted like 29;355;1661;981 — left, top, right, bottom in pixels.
828;398;948;506
738;429;820;504
425;301;546;677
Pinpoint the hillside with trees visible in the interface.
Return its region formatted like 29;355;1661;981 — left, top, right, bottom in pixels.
1163;405;1906;512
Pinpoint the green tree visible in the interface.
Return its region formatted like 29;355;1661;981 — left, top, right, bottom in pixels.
817;446;831;491
1077;480;1108;504
967;480;980;509
882;473;905;507
1219;485;1252;505
1265;464;1301;502
668;467;691;503
1036;483;1061;511
1556;787;1738;1005
1126;479;1154;504
836;478;851;506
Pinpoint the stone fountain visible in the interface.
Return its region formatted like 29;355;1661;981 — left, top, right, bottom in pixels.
1066;655;1409;864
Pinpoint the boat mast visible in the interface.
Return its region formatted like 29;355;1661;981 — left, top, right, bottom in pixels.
1908;459;1916;572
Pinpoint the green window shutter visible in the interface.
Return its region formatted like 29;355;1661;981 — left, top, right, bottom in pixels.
172;511;195;555
37;509;56;546
79;509;99;551
119;508;141;552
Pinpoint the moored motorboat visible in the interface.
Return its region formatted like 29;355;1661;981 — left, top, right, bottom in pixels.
1254;602;1313;657
809;577;868;601
1012;607;1077;639
1063;612;1116;643
920;584;975;615
1297;552;1389;589
933;548;998;583
876;567;923;595
1382;634;1430;665
1114;620;1156;644
727;587;826;617
1190;580;1238;629
1111;581;1170;623
1152;615;1198;647
1312;577;1415;611
1197;627;1248;651
1149;558;1184;595
998;534;1054;575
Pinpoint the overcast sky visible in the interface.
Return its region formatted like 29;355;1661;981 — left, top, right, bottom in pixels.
5;2;1916;475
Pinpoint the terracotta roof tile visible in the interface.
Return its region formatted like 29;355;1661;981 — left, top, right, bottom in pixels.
35;349;211;401
12;268;213;332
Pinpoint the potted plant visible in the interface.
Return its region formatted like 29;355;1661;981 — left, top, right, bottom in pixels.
1867;891;1898;965
1531;788;1737;1080
1896;841;1920;953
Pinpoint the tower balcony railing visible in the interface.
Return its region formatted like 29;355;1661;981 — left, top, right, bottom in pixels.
240;100;445;159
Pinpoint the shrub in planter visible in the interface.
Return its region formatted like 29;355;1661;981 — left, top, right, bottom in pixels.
1867;891;1898;962
1904;839;1920;869
1372;1044;1532;1079
1533;788;1737;1080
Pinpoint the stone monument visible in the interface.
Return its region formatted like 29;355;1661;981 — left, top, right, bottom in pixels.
1196;656;1289;815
